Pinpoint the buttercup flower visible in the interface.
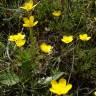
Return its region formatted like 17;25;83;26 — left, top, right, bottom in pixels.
52;10;61;17
61;35;73;43
40;43;53;53
8;32;26;47
50;78;72;95
20;0;37;11
79;34;91;41
23;16;38;27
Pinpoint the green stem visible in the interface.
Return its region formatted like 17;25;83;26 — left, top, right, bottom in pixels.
29;28;37;58
29;28;33;41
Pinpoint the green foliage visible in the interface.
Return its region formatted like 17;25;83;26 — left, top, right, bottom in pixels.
0;0;96;96
0;70;19;86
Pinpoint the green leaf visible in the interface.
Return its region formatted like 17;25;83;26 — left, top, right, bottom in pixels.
38;72;64;84
0;70;20;86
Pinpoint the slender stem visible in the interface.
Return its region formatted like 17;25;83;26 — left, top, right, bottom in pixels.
68;42;74;83
29;28;33;41
29;28;37;59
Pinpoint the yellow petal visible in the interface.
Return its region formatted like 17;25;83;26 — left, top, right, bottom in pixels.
79;34;87;39
23;24;30;27
63;84;72;94
58;78;66;88
8;35;15;41
29;16;38;27
52;10;61;17
15;39;26;47
33;21;38;26
8;35;18;41
29;0;33;6
28;0;33;9
20;0;33;11
86;37;91;40
51;80;58;88
23;17;29;24
51;80;57;85
17;33;25;38
23;16;38;27
29;16;34;22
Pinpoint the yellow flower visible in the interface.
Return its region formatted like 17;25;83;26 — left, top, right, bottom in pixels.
40;43;53;53
61;35;73;43
20;0;37;11
79;34;91;41
15;39;26;47
23;16;38;27
50;78;72;95
8;32;26;47
52;10;61;17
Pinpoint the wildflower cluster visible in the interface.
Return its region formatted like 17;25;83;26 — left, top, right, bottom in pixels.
5;0;94;96
61;33;91;43
40;33;91;53
8;0;38;47
20;2;73;95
